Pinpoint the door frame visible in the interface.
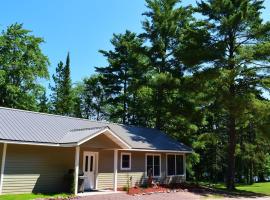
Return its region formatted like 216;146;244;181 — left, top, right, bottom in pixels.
83;151;99;190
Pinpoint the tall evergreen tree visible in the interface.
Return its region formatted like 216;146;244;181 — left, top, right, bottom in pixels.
50;52;74;116
38;91;49;113
141;0;194;130
183;0;270;189
83;75;107;120
0;23;49;110
96;31;147;124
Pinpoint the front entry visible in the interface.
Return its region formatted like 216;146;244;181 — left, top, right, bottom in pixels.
83;152;97;190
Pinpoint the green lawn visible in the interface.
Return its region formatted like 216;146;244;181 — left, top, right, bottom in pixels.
196;181;270;197
236;182;270;195
0;193;71;200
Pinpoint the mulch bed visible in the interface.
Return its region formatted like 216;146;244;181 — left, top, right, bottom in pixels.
127;185;190;196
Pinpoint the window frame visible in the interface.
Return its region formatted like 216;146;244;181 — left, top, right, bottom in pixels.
120;152;131;170
145;153;161;178
166;153;185;176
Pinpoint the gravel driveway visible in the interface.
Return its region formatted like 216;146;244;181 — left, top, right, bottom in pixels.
79;192;270;200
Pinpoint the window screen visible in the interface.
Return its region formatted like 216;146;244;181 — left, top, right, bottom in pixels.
121;154;130;169
146;155;160;177
176;155;184;175
167;154;184;176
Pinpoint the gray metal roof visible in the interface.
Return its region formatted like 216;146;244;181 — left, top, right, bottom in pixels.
0;107;192;152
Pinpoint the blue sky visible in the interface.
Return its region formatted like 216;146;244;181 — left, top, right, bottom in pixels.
1;0;270;87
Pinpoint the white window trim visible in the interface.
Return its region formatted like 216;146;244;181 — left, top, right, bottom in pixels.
166;153;185;177
145;153;161;178
120;152;131;170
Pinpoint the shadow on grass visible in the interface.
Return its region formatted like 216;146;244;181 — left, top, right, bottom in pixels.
168;183;267;198
169;183;267;198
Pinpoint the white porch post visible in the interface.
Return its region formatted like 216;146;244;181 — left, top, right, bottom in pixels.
0;143;7;195
113;149;118;192
74;146;80;195
184;154;186;181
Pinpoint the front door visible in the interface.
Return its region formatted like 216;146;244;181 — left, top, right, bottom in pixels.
83;152;96;190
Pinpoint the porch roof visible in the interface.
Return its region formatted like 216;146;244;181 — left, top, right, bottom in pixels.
0;107;192;152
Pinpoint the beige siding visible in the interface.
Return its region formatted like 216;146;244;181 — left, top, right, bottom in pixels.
97;172;145;190
2;144;74;194
96;151;186;190
0;143;3;185
0;141;186;194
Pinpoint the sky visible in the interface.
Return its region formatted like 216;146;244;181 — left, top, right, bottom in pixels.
1;0;270;87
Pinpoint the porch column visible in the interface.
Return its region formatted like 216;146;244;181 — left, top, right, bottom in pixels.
113;149;118;192
0;143;7;194
184;154;186;181
74;146;80;195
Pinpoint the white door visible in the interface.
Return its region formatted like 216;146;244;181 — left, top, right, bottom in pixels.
83;152;96;190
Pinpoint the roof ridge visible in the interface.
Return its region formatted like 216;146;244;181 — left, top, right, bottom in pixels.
69;126;108;132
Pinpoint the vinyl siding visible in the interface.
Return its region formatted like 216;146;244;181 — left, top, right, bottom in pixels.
2;144;74;194
96;151;185;190
0;142;186;194
97;172;145;189
0;143;3;185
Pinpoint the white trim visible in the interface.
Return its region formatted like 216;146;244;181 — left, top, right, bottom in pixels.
145;153;161;178
0;140;61;147
77;128;131;149
0;143;7;194
166;153;185;177
120;152;131;170
95;152;99;190
122;149;192;153
74;146;80;195
184;154;186;180
113;149;118;191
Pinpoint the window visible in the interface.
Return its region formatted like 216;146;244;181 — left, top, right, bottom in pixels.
146;154;161;177
90;156;93;172
121;153;131;170
167;154;184;176
85;156;88;172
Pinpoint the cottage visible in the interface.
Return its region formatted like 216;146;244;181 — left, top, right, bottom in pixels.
0;107;192;195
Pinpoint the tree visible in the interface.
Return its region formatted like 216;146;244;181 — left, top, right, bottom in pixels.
50;52;74;116
38;91;49;113
83;75;107;120
96;30;148;124
141;0;194;130
183;0;270;189
0;23;49;110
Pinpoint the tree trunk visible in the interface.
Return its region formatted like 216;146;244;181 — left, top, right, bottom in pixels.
226;113;237;190
155;87;162;130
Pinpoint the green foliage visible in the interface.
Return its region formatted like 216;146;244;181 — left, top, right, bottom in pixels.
0;23;49;110
1;0;270;191
50;52;74;116
96;30;148;124
182;0;270;189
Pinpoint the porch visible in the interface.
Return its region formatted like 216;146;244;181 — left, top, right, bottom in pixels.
73;127;131;195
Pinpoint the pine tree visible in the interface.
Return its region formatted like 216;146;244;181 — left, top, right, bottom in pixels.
141;0;194;129
38;91;49;113
96;31;147;124
183;0;270;189
50;52;74;116
83;75;107;120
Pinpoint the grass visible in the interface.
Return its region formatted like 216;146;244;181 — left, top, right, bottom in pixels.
192;181;270;198
236;182;270;195
0;193;71;200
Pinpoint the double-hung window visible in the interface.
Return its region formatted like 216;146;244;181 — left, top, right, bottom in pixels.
167;154;184;176
146;154;161;177
121;153;131;170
